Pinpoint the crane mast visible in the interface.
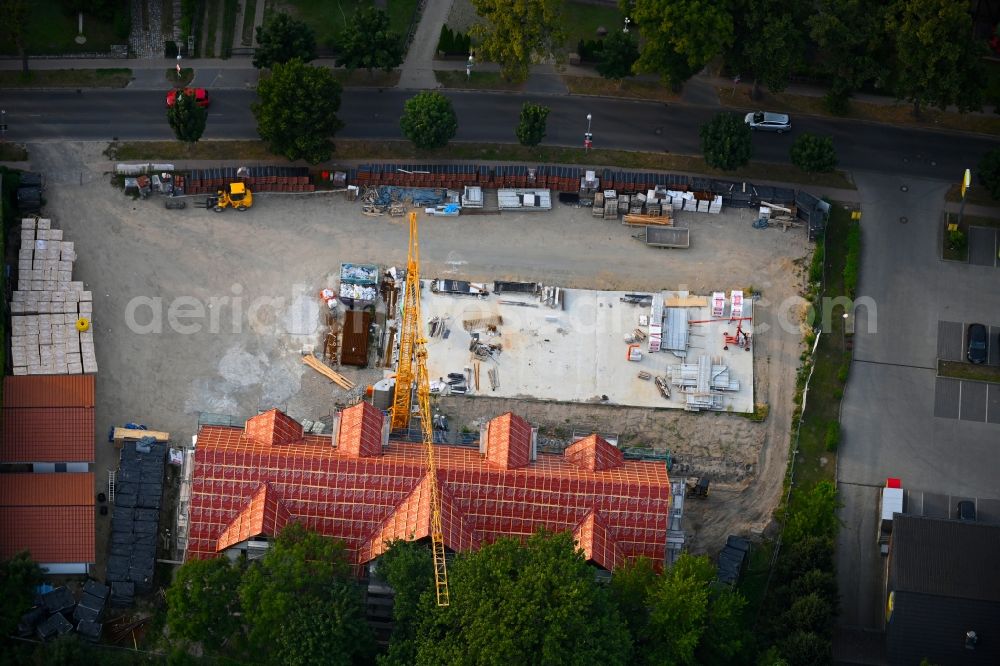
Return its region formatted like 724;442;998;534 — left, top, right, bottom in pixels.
392;212;449;606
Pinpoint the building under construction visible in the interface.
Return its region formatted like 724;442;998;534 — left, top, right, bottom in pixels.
180;403;672;571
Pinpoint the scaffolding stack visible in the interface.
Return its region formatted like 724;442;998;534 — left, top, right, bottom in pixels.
667;355;741;412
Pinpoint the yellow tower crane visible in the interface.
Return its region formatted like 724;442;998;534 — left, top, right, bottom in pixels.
391;211;450;606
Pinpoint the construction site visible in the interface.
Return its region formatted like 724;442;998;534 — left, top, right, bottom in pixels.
13;145;816;614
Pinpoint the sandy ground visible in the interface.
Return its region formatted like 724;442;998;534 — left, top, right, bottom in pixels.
28;141;809;561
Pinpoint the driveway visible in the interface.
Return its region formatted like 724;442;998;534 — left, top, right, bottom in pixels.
836;172;1000;643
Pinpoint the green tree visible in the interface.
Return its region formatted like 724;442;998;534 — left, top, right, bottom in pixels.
643;553;715;665
252;59;344;164
789;568;839;602
697;587;749;664
0;552;43;638
338;7;404;75
700;112;753;171
400;91;458;150
166;557;242;649
785;480;840;542
733;0;804;100
790;133;838;173
275;580;375;666
596;31;639;86
631;0;733;89
470;0;565;82
3;0;31;74
609;556;657;645
376;541;434;666
252;12;317;69
978;147;1000;200
166;90;208;145
781;591;835;635
779;630;831;665
887;0;985;116
515;102;550;146
410;530;632;665
239;523;356;651
809;0;890;113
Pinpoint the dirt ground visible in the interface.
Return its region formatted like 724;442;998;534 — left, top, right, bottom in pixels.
28;141;810;560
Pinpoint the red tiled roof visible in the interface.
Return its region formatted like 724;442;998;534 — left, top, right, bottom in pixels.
574;509;624;571
564;435;625;471
3;376;95;408
215;482;291;551
0;473;95;564
245;409;303;446
337;401;384;457
1;406;95;463
186;410;670;571
484;412;532;470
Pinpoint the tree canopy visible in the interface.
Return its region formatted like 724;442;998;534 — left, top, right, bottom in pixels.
166;90;208;144
470;0;565;82
165;557;242;649
790;133;838;173
596;30;639;85
1;552;43;638
253;12;317;69
700;112;753;171
978;148;1000;200
630;0;733;89
886;0;984;115
406;530;632;665
515;102;550;147
337;7;405;74
252;58;344;164
400;91;458;150
733;0;805;99
375;540;434;666
808;0;890;111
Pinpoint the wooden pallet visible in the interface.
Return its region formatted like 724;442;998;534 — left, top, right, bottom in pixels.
623;213;673;227
302;353;355;390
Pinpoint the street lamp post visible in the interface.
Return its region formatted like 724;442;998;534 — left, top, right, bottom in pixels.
624;17;631;33
842;312;849;351
176;54;182;78
466;51;475;79
584;113;593;152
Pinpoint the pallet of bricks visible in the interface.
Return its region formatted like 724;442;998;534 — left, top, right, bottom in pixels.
10;218;96;375
182;166;314;195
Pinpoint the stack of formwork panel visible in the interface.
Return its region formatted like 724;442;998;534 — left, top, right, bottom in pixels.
10;218;96;375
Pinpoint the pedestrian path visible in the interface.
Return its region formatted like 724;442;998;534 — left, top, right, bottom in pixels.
398;0;454;90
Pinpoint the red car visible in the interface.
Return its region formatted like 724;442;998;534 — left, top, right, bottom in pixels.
165;88;210;108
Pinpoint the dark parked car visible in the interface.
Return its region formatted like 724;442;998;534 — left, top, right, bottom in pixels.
966;323;987;364
957;500;976;521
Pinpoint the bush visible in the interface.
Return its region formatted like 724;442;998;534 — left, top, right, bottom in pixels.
979;147;1000;200
439;25;472;56
165;41;178;59
577;38;605;62
837;363;849;384
824;421;840;452
438;25;454;54
700;112;753;171
515;102;550;147
400;91;458;150
948;229;967;252
790;133;838;173
808;237;824;284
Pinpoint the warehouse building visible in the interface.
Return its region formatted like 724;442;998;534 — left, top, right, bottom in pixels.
182;403;672;570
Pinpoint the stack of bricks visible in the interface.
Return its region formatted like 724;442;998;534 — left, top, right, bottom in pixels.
9;218;97;375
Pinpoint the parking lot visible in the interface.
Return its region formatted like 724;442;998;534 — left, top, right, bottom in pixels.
934;320;1000;423
907;489;1000;524
968;226;1000;267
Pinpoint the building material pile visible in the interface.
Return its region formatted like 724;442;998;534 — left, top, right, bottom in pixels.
181;166;313;194
10;218;96;375
18;581;109;641
107;439;167;607
498;188;552;211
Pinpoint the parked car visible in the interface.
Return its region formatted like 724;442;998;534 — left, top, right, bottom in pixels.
744;111;791;133
166;88;210;109
966;323;988;364
957;500;976;521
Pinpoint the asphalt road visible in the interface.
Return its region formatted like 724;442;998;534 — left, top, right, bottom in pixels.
4;88;999;179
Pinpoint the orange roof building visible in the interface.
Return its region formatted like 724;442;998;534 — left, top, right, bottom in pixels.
0;473;95;574
185;405;671;571
2;375;95;467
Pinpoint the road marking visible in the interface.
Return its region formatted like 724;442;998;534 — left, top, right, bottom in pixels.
957;380;963;420
852;358;935;371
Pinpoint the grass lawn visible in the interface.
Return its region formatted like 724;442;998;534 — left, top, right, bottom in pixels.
434;70;523;91
0;144;29;161
166;68;195;87
110;139;856;190
242;0;258;45
939;360;1000;383
562;75;680;102
0;0;123;55
789;205;856;492
945;183;1000;207
942;211;969;262
280;0;419;50
0;69;132;88
718;86;1000;136
561;1;623;48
